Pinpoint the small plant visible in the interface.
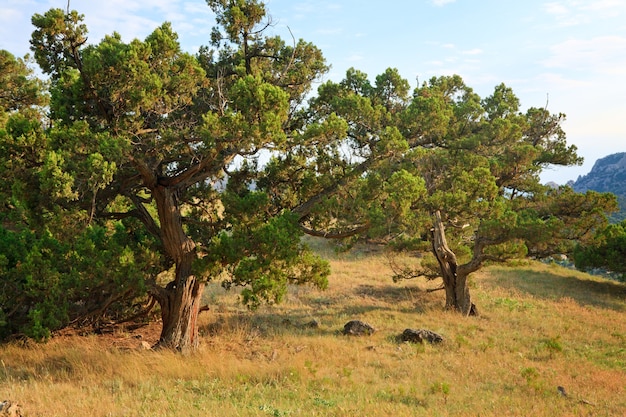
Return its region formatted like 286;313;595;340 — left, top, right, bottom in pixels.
479;336;495;352
428;381;451;404
538;336;564;358
521;367;548;394
313;397;336;407
455;334;470;348
304;360;318;376
258;404;290;417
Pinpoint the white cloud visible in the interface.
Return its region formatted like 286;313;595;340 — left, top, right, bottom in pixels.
533;72;590;91
543;2;568;15
580;0;624;12
0;7;20;22
544;36;626;75
543;0;626;26
432;0;456;6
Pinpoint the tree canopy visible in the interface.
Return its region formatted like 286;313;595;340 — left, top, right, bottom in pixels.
1;2;335;349
302;71;616;314
0;0;618;348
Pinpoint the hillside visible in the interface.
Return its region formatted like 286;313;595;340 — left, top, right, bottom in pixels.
1;244;625;416
570;152;626;222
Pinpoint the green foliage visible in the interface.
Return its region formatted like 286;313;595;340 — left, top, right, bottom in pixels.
7;1;336;346
308;68;614;292
198;191;329;308
536;336;564;359
0;50;47;111
0;223;153;341
428;381;451;404
1;0;616;344
573;220;626;280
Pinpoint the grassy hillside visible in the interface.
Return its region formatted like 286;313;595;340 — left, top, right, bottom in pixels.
1;242;625;416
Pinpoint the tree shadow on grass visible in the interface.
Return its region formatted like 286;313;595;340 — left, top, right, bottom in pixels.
198;283;440;340
200;308;342;340
352;284;437;314
485;267;626;311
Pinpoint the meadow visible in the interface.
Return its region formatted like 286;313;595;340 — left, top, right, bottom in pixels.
1;241;625;416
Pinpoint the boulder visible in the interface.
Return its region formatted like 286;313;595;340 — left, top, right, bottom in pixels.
342;320;375;336
401;328;444;344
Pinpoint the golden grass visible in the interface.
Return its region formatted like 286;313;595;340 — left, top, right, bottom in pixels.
2;243;626;416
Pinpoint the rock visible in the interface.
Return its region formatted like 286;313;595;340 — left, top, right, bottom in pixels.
303;319;320;329
140;341;152;350
342;320;375;336
0;400;23;417
401;328;444;344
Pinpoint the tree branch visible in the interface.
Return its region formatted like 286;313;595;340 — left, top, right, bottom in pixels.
293;152;387;220
299;222;370;239
127;194;161;239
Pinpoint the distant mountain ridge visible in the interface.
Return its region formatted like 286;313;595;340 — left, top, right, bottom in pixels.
570;152;626;222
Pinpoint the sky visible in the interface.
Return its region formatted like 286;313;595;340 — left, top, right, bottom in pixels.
1;0;625;184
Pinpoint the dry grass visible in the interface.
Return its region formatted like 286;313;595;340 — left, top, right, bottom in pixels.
2;241;626;416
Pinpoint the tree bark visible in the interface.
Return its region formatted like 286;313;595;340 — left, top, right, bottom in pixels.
155;262;205;353
150;184;204;353
431;211;477;316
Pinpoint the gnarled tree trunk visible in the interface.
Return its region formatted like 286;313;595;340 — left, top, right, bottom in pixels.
150;184;205;353
154;258;205;353
431;211;478;316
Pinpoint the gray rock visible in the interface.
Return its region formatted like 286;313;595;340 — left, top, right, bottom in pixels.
401;328;444;344
303;318;320;329
342;320;375;336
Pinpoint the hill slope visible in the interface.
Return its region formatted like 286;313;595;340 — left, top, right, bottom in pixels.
571;152;626;222
1;246;625;416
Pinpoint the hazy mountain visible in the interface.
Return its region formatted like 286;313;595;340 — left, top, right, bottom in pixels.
571;152;626;222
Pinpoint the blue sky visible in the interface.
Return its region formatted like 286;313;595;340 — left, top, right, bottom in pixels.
2;0;625;183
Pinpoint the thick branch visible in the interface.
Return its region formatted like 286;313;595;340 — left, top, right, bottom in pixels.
128;194;161;239
159;148;237;191
293;153;386;220
129;155;158;188
299;222;370;239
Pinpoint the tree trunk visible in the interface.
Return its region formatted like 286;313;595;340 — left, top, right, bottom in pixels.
150;184;205;353
431;211;477;316
156;260;205;353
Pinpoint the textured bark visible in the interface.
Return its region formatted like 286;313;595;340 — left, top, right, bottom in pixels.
151;184;204;352
431;211;477;316
156;265;205;353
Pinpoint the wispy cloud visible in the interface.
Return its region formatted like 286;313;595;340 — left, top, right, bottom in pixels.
544;36;626;75
534;72;590;90
580;0;623;12
543;0;626;26
432;0;456;6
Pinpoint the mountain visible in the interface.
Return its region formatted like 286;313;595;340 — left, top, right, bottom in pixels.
570;152;626;222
